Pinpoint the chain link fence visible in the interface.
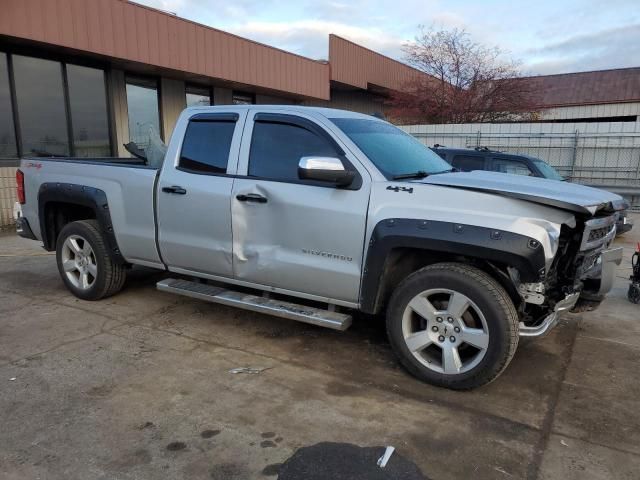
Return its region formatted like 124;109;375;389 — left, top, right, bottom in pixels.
404;123;640;209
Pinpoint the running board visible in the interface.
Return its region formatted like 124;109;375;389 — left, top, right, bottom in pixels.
156;278;352;331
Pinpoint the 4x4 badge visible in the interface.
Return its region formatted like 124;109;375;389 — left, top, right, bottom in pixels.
387;186;413;194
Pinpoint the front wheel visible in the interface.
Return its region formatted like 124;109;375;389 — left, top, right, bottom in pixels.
56;220;126;301
386;262;519;390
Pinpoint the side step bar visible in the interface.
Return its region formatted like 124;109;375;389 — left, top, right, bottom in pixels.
156;278;352;331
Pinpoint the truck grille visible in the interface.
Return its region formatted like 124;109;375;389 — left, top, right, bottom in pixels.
580;216;616;252
588;225;613;243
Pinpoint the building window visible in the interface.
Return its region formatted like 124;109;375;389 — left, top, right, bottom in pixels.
232;91;255;105
66;64;111;157
185;84;212;107
13;55;70;156
0;53;17;159
0;53;112;161
126;76;161;150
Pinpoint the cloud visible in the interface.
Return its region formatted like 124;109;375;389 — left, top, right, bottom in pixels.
227;19;407;60
524;23;640;74
130;0;640;75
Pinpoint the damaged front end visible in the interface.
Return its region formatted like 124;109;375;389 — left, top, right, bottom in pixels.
513;214;623;337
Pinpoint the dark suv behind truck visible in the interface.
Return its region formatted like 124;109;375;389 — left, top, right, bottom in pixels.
431;146;633;235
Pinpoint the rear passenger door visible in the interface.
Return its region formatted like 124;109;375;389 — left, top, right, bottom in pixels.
451;154;486;172
157;111;245;277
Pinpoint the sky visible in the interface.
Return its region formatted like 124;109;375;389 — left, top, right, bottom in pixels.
132;0;640;76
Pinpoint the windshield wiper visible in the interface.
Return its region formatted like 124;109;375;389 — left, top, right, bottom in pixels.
392;170;429;180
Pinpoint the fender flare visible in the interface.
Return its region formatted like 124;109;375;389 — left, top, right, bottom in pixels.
359;218;546;314
38;182;125;264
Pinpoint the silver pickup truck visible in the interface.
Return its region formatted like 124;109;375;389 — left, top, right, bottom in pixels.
15;106;625;390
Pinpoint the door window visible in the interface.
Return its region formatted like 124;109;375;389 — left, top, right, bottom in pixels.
492;158;534;176
248;121;340;183
451;154;484;171
179;120;235;174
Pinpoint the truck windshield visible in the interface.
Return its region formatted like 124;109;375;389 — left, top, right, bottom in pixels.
330;118;452;179
532;159;565;181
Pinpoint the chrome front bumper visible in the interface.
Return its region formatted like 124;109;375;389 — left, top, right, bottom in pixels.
519;291;580;337
519;246;623;338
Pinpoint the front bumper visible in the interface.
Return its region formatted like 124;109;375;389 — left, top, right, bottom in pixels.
519;246;623;338
519;291;580;337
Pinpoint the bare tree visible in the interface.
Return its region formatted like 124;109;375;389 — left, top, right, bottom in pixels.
388;27;536;124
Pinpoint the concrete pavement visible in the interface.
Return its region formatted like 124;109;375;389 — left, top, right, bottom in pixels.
1;215;639;479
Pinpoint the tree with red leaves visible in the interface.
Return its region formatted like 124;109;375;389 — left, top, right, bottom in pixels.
388;27;536;124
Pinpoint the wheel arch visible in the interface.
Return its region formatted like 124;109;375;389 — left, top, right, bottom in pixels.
359;218;546;314
38;183;125;264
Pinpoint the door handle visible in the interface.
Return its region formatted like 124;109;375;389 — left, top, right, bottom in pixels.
236;193;268;204
162;185;187;195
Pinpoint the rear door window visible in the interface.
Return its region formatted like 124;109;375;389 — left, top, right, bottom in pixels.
451;154;485;171
179;120;236;174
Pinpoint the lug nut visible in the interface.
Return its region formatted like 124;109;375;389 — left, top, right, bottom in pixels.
454;327;460;333
447;317;453;323
436;317;443;323
438;335;445;342
450;336;456;342
432;326;439;332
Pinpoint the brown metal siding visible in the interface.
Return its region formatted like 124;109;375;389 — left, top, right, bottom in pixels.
0;0;330;100
329;35;425;91
521;68;640;108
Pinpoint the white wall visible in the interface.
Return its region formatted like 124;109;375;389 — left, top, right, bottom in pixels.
538;102;640;121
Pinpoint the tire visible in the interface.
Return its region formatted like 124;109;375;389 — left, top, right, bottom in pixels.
386;262;519;390
55;220;126;301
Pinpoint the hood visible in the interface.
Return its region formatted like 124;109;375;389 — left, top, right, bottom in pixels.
416;171;627;216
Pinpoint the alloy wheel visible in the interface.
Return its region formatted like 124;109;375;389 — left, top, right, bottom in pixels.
401;288;490;374
61;235;98;290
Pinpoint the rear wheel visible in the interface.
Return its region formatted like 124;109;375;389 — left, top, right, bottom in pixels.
386;262;519;390
56;220;126;300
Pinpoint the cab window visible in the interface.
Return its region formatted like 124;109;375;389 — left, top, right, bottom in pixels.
248;121;340;183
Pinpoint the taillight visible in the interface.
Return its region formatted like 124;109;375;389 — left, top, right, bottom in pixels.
16;169;25;204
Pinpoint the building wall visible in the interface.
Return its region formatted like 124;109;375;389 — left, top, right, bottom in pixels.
304;89;385;115
161;78;187;140
109;69;130;157
538;102;640;121
0;166;16;229
0;0;330;101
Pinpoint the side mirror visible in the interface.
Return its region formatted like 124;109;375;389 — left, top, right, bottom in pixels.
298;157;355;187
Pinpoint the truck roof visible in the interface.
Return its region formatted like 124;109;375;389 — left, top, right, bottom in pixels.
182;104;381;120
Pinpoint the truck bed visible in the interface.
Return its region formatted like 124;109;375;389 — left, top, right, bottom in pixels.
20;157;163;268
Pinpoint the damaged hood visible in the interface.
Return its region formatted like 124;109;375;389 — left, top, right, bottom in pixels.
416;171;627;216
